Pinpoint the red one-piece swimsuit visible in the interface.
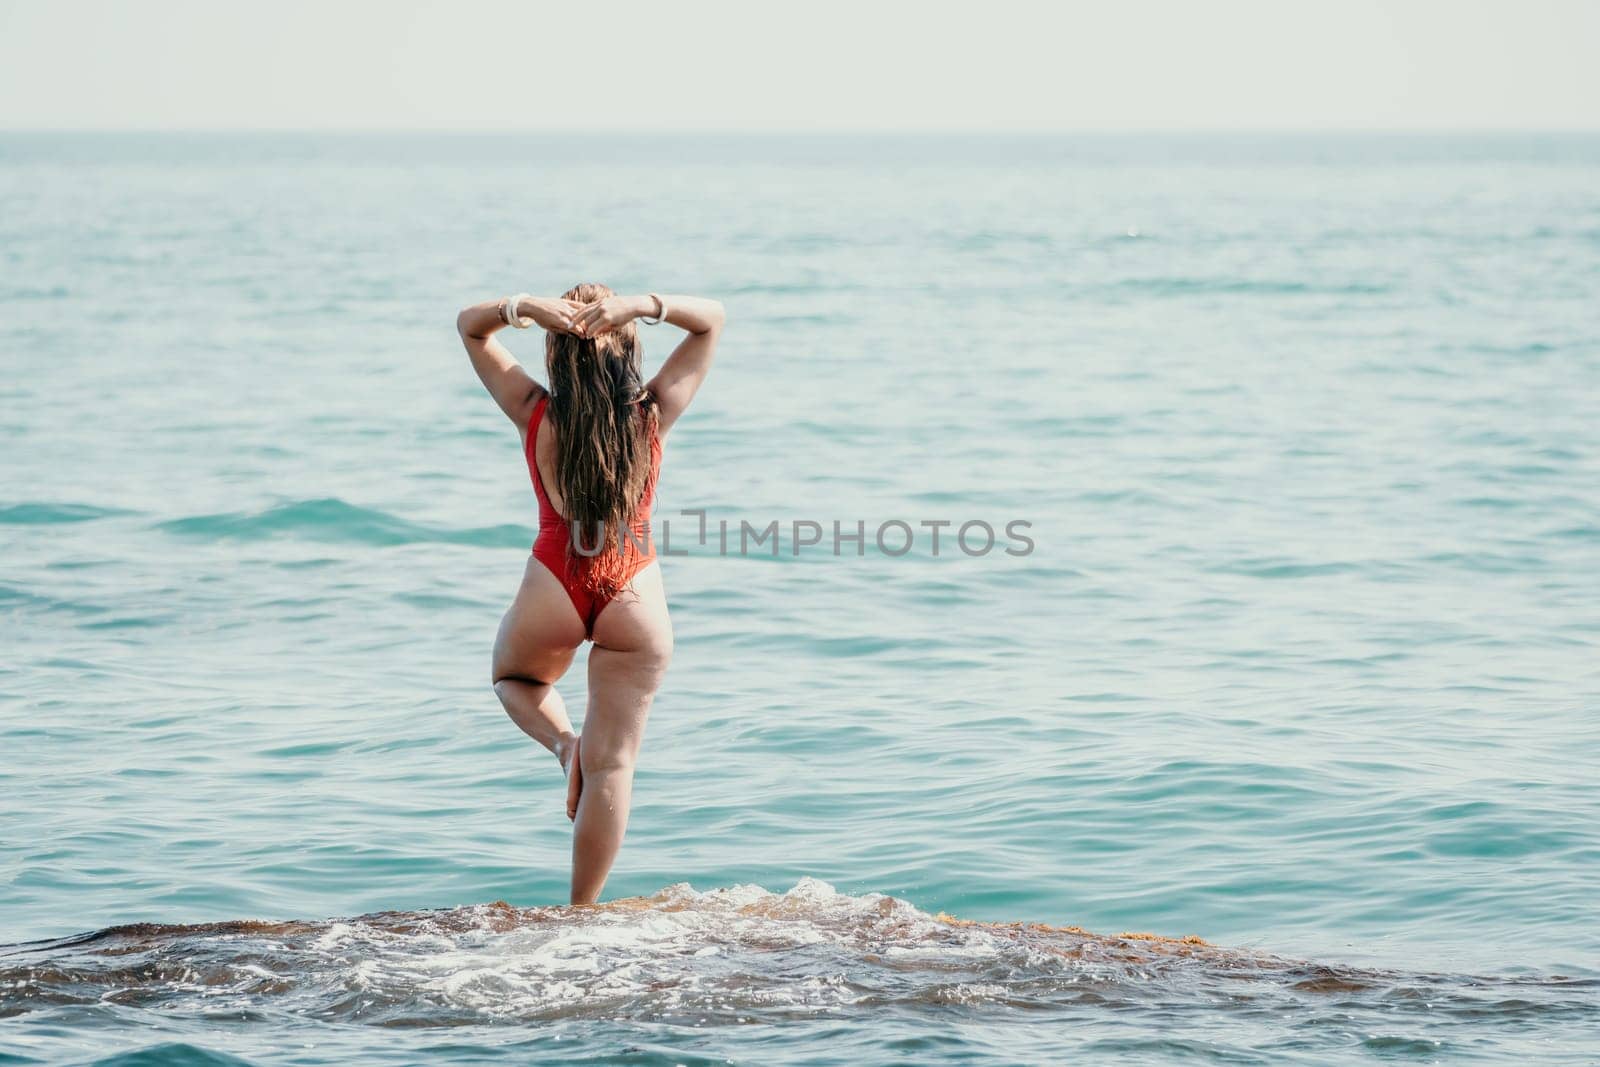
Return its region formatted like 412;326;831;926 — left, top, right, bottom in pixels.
525;393;663;636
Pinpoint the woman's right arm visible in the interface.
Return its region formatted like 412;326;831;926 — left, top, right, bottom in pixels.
571;294;726;435
455;295;578;429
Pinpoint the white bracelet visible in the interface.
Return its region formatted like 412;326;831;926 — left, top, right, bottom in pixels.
506;293;533;328
642;293;666;325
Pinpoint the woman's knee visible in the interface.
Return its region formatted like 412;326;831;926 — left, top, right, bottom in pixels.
492;676;544;706
492;642;574;689
490;630;526;687
579;740;639;778
492;662;546;690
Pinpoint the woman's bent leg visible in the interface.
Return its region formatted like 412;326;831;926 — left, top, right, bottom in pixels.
492;556;588;757
570;564;672;904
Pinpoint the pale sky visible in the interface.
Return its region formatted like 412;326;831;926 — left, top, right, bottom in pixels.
1;0;1596;131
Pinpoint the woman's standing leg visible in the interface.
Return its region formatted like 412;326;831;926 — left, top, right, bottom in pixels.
570;564;673;904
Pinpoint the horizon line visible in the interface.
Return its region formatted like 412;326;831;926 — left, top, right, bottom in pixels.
3;126;1600;137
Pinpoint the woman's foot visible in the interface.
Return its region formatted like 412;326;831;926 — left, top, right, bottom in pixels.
556;731;582;821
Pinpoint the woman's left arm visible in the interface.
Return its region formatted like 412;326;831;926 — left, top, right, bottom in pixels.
569;293;726;435
455;295;579;429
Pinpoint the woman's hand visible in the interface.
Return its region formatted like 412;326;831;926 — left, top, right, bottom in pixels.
519;296;584;334
570;295;653;338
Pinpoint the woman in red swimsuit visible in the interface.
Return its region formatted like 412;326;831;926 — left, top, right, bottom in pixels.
456;283;726;904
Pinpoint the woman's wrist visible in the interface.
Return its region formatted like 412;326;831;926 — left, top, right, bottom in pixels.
503;293;536;328
636;293;667;324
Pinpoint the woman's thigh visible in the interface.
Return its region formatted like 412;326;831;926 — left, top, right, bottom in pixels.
492;555;588;684
582;563;673;767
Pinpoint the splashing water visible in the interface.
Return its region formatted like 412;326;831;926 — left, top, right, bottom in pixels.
3;880;1595;1064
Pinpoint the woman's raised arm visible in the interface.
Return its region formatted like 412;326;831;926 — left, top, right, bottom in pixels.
455;295;579;429
569;293;727;435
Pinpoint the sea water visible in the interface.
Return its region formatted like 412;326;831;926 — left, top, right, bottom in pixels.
1;133;1597;1064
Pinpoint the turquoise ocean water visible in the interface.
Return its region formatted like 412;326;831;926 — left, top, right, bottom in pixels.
1;133;1598;1064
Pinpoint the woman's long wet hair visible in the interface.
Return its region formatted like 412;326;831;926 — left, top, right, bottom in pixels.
544;282;660;597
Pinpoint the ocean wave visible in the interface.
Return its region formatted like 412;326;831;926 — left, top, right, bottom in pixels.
0;283;70;300
153;498;532;548
78;1045;257;1067
1211;558;1363;579
1108;277;1391;297
2;879;1589;1033
0;502;133;525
